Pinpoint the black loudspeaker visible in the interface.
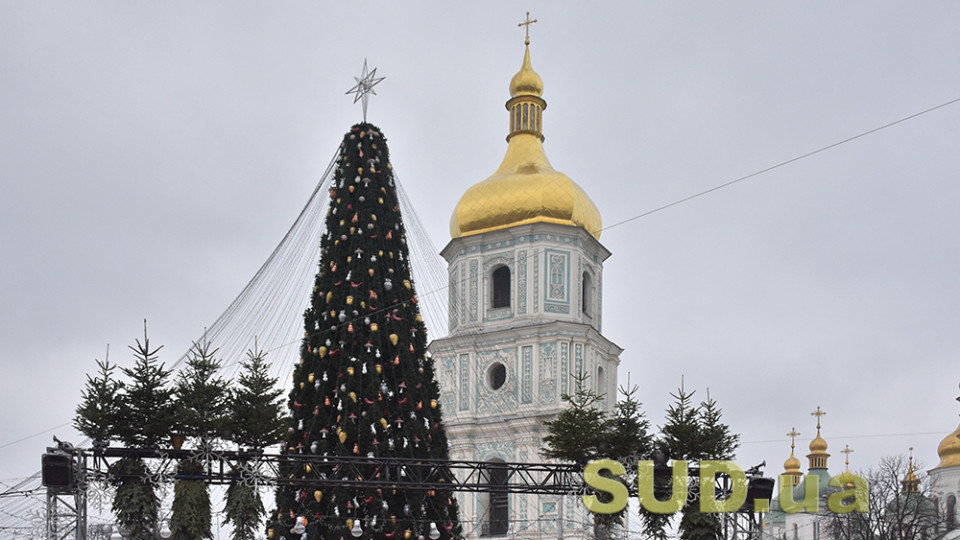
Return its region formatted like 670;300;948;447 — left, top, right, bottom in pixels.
42;453;74;489
741;477;776;511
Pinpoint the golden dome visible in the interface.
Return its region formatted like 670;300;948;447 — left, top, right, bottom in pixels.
784;453;801;473
902;451;920;493
934;385;960;469
809;433;828;453
450;43;602;240
934;422;960;469
806;407;830;469
510;46;543;98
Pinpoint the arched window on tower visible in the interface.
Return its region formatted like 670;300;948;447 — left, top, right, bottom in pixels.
582;271;593;315
480;460;509;536
948;494;957;529
492;266;511;309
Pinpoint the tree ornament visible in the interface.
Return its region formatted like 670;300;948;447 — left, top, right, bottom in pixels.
389;334;398;346
314;490;323;503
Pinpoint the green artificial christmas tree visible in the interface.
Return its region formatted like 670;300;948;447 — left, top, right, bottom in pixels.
268;123;460;540
224;345;286;540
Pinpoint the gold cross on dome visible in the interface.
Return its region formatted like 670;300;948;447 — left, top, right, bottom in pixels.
787;428;800;449
841;445;854;459
811;406;827;429
842;445;854;472
518;12;538;45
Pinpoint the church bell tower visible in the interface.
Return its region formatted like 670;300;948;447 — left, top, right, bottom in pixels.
429;21;622;538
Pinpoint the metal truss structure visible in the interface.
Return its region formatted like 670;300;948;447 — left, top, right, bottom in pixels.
46;444;772;540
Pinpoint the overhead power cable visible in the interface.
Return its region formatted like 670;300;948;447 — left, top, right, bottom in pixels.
600;95;960;234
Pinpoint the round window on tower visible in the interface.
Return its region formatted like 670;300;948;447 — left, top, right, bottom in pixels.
487;362;507;391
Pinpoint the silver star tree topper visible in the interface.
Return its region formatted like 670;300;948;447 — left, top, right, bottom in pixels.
345;59;385;122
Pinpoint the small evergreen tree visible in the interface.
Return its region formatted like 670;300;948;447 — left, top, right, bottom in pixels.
542;373;652;539
542;371;609;466
223;345;286;540
170;338;229;540
109;323;176;540
175;337;229;445
115;323;176;448
111;457;160;540
74;354;122;443
651;384;740;540
228;345;286;450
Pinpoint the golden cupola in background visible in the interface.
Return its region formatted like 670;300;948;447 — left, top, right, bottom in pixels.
934;384;960;469
902;448;920;493
783;428;803;486
449;34;602;240
807;406;830;470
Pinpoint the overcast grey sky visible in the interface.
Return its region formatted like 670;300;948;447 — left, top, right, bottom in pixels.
2;2;959;488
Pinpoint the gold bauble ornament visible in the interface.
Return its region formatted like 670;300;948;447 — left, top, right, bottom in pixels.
313;490;322;502
389;334;399;346
370;323;378;332
318;346;327;358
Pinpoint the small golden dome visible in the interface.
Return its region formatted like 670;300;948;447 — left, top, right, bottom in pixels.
509;45;543;98
810;433;828;453
902;452;920;493
806;407;830;469
784;453;801;472
450;42;602;240
934;422;960;469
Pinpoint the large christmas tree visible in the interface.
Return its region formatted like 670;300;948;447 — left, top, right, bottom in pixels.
269;123;460;540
